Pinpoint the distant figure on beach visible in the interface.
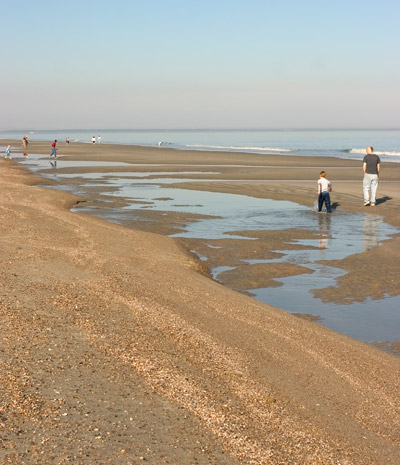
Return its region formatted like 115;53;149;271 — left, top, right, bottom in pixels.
92;136;96;144
5;145;11;159
25;136;29;147
98;135;102;144
317;170;332;213
66;137;70;144
22;136;27;148
23;152;28;158
363;146;380;206
50;140;57;158
158;141;162;147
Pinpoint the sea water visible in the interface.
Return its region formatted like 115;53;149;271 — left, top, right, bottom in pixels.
1;128;400;162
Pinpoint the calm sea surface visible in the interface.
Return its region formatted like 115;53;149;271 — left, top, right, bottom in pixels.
2;128;400;162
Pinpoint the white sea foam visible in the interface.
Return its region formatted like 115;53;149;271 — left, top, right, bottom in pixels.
186;144;294;152
348;148;400;156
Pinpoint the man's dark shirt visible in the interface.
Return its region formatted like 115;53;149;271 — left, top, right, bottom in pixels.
363;154;381;174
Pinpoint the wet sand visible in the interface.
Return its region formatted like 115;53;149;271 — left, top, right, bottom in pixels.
15;140;400;307
1;140;400;464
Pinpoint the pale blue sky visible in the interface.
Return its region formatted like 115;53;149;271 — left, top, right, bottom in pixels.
1;0;399;129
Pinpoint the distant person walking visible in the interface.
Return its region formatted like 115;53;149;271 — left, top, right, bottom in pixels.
92;136;96;144
97;135;102;144
50;140;57;158
5;145;11;159
363;146;381;206
317;170;332;213
66;137;70;144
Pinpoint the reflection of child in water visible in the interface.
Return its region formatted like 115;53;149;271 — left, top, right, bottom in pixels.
317;171;332;213
317;214;331;251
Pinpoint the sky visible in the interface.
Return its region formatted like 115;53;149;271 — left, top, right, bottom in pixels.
1;0;399;129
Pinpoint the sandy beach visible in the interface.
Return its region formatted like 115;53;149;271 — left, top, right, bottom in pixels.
1;140;400;464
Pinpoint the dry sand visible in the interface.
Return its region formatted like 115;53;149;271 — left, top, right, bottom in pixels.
1;140;400;464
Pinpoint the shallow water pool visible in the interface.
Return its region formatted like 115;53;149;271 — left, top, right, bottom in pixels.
18;155;400;351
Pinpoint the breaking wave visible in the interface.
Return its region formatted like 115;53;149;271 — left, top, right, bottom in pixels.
186;144;294;153
347;148;400;156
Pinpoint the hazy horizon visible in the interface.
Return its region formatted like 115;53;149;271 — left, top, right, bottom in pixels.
2;127;400;132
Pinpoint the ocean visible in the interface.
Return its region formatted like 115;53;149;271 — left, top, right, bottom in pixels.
1;128;400;162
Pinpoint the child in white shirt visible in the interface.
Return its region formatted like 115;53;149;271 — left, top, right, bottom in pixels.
5;145;11;159
317;171;332;213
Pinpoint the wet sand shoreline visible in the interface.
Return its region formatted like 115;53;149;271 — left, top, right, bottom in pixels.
10;140;400;338
1;140;400;464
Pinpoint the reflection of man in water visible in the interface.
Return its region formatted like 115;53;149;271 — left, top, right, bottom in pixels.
363;214;379;251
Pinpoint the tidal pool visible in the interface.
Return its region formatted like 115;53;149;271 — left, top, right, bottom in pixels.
18;155;400;351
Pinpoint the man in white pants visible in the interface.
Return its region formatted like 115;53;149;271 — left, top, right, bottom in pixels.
363;146;381;206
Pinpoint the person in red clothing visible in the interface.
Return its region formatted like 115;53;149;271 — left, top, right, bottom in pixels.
50;140;57;158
